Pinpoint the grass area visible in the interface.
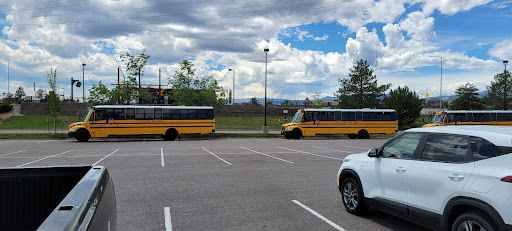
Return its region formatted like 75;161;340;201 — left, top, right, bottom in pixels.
0;133;69;139
215;116;287;130
0;115;81;130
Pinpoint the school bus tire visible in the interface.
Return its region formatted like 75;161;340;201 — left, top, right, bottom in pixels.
292;128;302;139
164;129;178;141
357;130;369;139
76;129;90;142
348;134;357;139
284;132;293;139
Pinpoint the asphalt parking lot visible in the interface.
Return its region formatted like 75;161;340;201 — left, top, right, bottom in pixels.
0;137;429;231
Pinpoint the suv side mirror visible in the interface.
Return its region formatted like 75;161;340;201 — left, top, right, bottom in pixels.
368;149;380;157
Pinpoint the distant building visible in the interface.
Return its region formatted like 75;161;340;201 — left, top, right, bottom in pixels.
322;98;339;107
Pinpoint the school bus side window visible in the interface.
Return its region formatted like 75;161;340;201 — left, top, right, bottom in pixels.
126;108;135;119
154;109;162;119
95;109;106;121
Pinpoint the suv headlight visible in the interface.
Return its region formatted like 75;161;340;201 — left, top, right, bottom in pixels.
286;127;292;131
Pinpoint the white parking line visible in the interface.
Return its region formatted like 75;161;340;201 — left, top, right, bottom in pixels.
161;148;165;167
93;148;120;166
311;146;351;153
17;149;75;167
344;145;368;150
0;150;27;157
240;146;294;164
201;147;232;165
0;141;15;145
164;207;172;231
276;146;343;160
292;200;346;231
36;140;53;144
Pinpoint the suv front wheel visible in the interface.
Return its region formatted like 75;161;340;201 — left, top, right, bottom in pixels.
452;212;497;231
341;177;366;215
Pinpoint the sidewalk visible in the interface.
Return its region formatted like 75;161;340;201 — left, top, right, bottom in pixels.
0;129;282;134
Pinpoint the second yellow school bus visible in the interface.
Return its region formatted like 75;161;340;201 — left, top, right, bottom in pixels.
68;105;215;141
423;110;512;127
281;108;398;139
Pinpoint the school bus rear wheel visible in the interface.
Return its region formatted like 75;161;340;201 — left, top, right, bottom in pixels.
164;129;178;141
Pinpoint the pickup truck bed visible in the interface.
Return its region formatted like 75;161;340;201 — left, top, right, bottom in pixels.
0;165;116;231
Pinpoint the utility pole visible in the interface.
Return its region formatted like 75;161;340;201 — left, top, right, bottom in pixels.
505;60;509;110
82;63;86;103
7;58;9;98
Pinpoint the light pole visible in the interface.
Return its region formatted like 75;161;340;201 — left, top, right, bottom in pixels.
263;48;269;134
82;63;86;103
71;77;80;103
229;68;235;105
504;60;509;110
7;58;9;98
430;56;442;109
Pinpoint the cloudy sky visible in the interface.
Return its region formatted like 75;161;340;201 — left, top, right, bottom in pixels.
0;0;511;102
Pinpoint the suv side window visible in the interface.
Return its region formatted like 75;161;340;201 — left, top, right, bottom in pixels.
422;135;469;162
381;133;423;159
470;137;503;161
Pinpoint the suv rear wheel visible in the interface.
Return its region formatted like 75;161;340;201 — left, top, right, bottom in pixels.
452;212;497;231
341;177;366;215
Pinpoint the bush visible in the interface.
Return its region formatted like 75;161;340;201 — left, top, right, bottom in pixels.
0;103;13;113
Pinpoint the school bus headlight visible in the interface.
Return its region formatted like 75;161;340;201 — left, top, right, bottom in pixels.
69;127;76;132
286;127;292;131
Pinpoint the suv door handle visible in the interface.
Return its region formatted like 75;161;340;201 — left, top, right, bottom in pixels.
395;167;406;173
448;174;465;181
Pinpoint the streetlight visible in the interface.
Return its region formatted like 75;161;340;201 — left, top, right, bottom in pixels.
430;56;442;109
504;60;509;110
6;58;9;98
82;63;86;103
71;77;80;103
263;48;269;134
228;69;235;105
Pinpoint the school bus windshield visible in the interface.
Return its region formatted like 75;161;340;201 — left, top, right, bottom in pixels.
430;114;444;124
83;109;93;122
292;112;303;123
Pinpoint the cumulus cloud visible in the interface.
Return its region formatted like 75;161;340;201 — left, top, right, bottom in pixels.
489;39;512;60
0;0;504;99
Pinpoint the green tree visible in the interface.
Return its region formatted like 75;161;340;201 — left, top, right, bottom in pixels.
312;92;326;108
281;100;291;106
484;70;512;109
383;86;422;127
15;86;26;103
89;50;152;105
36;89;45;100
336;59;391;108
168;60;226;106
249;97;258;106
45;69;61;134
450;83;484;110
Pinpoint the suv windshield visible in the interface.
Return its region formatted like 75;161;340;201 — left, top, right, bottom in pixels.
430;115;444;124
292;112;303;123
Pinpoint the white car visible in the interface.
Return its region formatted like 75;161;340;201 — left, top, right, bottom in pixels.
337;126;512;231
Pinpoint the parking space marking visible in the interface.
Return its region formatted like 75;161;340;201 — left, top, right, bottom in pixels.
311;146;351;153
164;207;172;231
17;149;75;167
240;146;294;164
0;141;15;145
344;145;368;150
0;150;27;157
292;200;346;231
276;146;343;160
93;148;120;166
201;147;232;165
36;140;54;144
161;148;165;167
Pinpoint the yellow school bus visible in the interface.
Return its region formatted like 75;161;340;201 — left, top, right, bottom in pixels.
68;105;215;141
423;110;512;127
281;108;398;139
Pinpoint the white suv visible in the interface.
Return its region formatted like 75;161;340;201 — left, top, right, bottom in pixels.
337;126;512;231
